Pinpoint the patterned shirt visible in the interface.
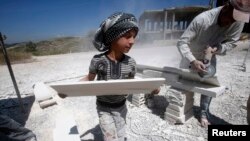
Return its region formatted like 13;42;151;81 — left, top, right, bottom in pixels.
89;52;136;104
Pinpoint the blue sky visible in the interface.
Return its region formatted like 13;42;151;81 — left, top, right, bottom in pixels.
0;0;210;43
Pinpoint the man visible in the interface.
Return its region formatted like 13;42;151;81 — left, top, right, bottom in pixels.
177;0;250;127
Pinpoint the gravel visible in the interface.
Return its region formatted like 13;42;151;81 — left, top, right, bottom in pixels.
0;41;249;141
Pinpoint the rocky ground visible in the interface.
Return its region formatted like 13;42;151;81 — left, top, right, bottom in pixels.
0;40;249;141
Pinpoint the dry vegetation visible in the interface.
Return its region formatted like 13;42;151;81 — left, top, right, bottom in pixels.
0;51;33;65
35;36;95;54
0;36;94;65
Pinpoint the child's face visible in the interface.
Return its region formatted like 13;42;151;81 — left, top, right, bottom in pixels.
111;29;137;53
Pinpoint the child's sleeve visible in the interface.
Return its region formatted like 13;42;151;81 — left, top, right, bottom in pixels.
130;58;137;78
89;57;97;74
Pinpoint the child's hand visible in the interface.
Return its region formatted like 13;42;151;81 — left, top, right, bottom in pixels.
151;88;160;95
58;93;67;99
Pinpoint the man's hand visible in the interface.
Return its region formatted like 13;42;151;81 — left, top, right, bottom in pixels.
205;46;218;54
190;60;206;72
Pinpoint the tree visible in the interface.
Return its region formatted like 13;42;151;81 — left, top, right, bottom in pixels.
25;41;37;52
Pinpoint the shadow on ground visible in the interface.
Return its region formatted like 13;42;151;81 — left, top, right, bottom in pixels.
147;95;169;119
193;106;232;125
80;125;103;141
0;95;35;125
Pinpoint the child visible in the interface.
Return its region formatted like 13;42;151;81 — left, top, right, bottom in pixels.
81;12;139;141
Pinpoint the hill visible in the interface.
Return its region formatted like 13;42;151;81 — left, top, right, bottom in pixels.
0;36;95;64
34;36;94;55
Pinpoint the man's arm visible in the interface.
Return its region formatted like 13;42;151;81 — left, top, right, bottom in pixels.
177;20;198;63
177;17;206;72
215;23;244;55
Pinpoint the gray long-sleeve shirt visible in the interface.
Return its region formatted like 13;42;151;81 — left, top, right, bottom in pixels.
177;6;244;63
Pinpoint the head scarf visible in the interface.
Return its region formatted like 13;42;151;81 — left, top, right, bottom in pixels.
93;12;139;52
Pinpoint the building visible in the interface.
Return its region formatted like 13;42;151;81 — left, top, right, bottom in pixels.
138;6;210;43
138;0;249;43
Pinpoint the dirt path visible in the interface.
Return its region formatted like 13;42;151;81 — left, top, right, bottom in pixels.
0;41;249;141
